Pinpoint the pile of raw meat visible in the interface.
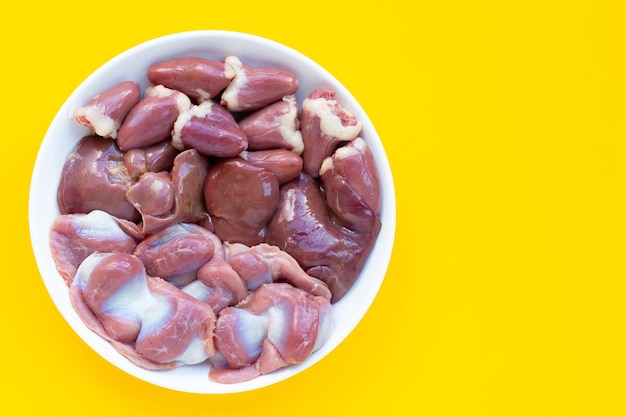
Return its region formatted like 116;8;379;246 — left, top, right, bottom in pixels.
49;55;382;384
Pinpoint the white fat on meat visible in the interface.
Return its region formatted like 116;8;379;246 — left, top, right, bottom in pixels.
302;96;362;140
221;56;247;110
319;137;365;176
143;85;192;150
73;103;116;138
194;88;211;102
172;100;214;150
145;84;192;115
278;95;304;154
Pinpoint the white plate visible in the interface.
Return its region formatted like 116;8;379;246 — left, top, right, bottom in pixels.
29;30;396;394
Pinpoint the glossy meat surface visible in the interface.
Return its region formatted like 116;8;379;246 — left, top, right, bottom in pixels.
123;140;178;181
238;95;303;154
57;135;139;222
116;85;191;151
320;137;381;214
70;252;216;369
265;173;380;302
55;62;386;383
73;81;140;139
134;223;217;287
147;57;233;102
225;242;331;301
209;283;332;383
240;149;303;184
181;241;330;313
204;158;279;246
172;100;248;157
221;56;299;112
49;210;141;285
300;88;361;177
134;149;209;235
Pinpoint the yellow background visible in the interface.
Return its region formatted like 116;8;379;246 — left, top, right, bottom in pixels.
2;1;625;415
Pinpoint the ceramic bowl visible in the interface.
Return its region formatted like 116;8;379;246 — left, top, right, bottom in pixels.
29;30;395;394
